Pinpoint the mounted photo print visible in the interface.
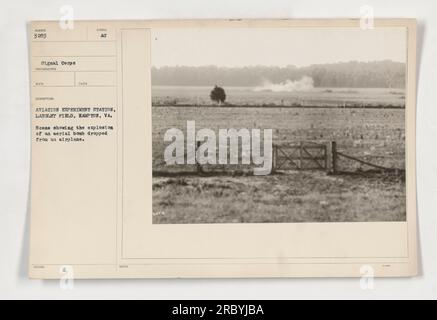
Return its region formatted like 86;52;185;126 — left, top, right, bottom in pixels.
28;19;417;279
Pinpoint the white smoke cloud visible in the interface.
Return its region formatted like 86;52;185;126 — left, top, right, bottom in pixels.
253;76;314;92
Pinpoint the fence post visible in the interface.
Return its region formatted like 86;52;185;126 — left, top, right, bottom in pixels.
299;141;303;169
324;144;328;171
272;144;277;174
331;141;338;174
196;141;203;175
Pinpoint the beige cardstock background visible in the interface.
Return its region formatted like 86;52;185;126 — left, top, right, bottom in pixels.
29;19;417;279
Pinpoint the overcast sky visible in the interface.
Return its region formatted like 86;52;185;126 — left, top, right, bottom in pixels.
151;27;407;68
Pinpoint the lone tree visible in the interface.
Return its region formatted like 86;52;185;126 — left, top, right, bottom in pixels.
210;85;226;105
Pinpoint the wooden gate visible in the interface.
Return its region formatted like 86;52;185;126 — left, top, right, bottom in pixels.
273;142;328;171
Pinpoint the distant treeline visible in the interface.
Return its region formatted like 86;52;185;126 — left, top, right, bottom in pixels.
152;60;405;88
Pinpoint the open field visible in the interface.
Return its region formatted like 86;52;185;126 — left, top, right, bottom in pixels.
152;86;405;108
153;171;405;223
152;102;406;224
152;106;405;172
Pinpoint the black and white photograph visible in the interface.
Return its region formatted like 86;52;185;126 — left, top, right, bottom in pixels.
7;0;437;297
151;27;407;224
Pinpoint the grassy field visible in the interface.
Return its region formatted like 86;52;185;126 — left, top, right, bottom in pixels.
152;86;405;107
153;171;405;223
152;106;405;171
152;104;406;224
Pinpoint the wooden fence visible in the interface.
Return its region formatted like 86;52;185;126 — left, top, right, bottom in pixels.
330;141;401;174
272;141;401;174
153;140;401;176
272;142;328;172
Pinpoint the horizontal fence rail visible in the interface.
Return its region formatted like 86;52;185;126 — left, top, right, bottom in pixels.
153;140;403;176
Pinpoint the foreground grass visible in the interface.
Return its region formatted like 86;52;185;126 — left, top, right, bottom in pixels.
152;171;405;224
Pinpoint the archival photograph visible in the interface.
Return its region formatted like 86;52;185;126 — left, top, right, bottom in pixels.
151;27;407;224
